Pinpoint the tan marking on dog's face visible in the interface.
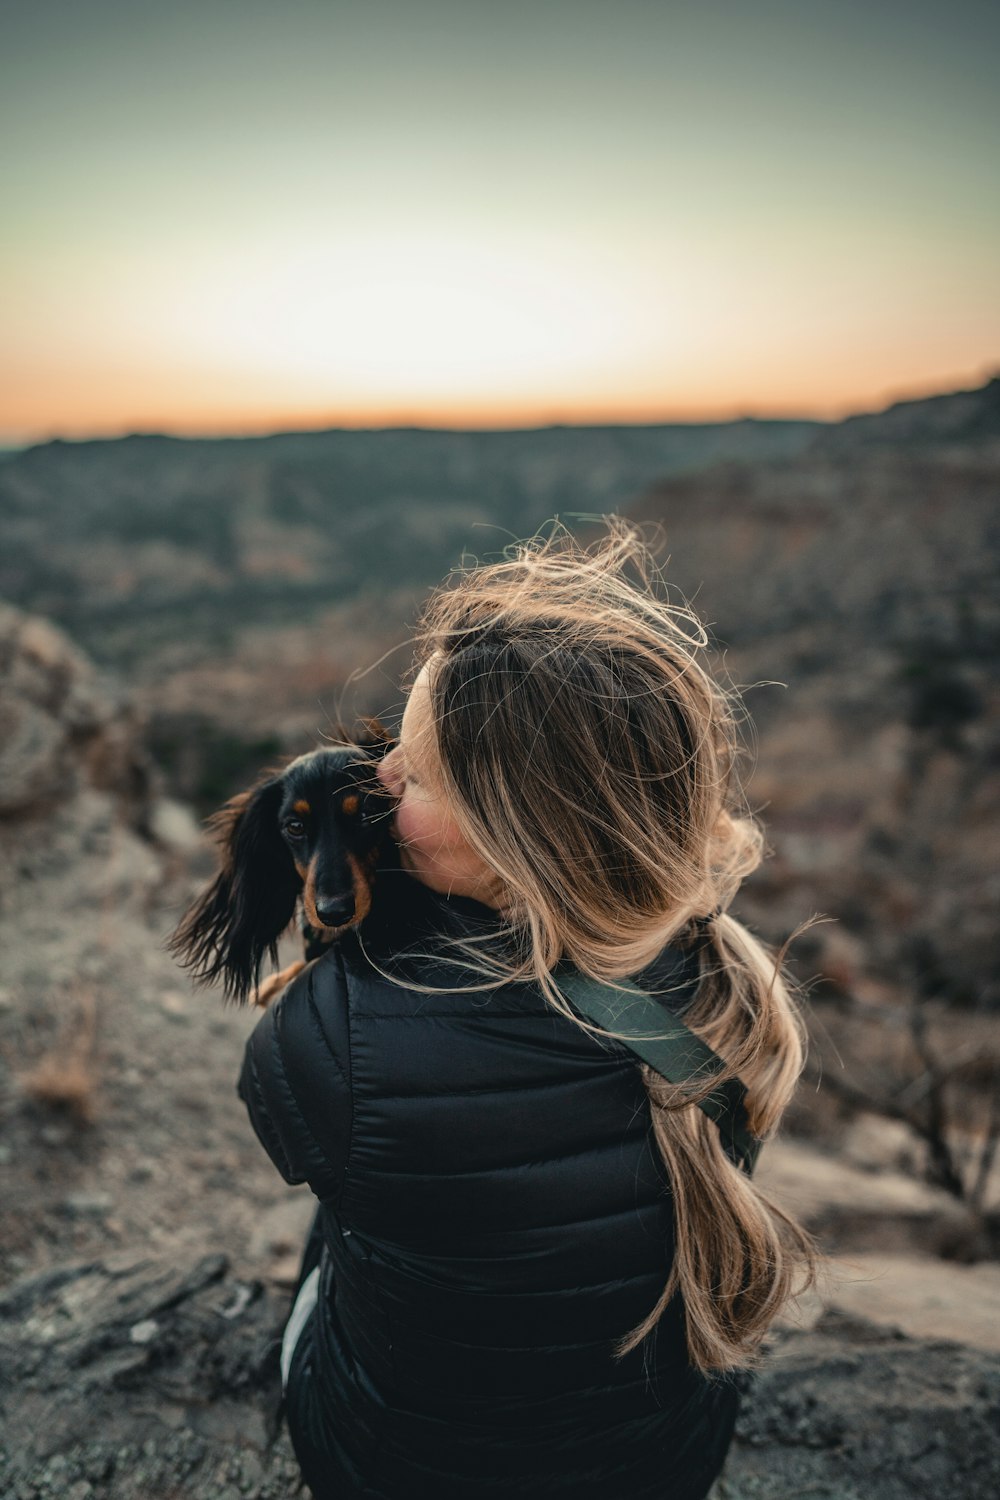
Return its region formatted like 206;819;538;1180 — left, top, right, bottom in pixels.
293;799;311;816
341;793;359;816
301;867;322;929
347;850;373;923
293;858;309;882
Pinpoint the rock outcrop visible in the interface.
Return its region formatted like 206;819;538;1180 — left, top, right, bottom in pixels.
1;1251;997;1500
0;603;151;821
0;600;201;916
0;601;151;910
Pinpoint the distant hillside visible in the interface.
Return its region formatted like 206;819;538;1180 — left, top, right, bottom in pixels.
0;418;818;669
631;400;998;652
813;373;1000;450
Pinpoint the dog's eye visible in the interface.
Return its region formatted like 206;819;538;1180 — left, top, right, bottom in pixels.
283;819;306;839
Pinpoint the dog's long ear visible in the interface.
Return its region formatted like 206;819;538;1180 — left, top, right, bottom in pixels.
167;777;301;1005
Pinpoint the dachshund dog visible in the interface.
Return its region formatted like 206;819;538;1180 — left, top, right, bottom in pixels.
168;719;398;1007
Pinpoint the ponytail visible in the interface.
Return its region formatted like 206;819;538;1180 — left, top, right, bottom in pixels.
616;912;820;1371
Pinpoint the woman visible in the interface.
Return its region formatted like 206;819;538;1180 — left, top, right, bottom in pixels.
237;517;818;1499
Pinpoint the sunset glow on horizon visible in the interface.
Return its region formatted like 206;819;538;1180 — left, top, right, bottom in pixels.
2;0;998;444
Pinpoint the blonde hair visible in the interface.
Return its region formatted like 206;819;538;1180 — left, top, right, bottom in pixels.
379;516;818;1372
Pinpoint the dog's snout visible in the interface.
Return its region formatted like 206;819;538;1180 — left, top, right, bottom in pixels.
316;894;355;927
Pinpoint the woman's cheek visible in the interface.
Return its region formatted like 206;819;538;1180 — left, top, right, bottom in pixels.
398;794;454;862
394;796;428;852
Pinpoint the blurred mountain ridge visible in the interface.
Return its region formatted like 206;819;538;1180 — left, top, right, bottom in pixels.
1;374;997;1007
811;372;1000;450
0;414;820;663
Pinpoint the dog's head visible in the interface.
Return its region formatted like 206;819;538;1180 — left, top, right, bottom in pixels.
167;719;399;1004
275;744;395;930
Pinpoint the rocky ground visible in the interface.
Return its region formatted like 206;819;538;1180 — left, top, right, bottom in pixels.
4;1251;999;1500
1;599;998;1497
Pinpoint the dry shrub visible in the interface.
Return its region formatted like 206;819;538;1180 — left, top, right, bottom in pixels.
20;1053;99;1124
19;985;100;1125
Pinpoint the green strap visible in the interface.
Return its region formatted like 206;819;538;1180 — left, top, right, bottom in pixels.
556;970;761;1174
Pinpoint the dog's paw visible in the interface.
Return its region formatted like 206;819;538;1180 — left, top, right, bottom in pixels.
252;960;308;1009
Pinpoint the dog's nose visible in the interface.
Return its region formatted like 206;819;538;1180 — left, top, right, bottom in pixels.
316;895;355;927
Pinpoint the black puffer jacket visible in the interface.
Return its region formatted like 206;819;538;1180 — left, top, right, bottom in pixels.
238;851;741;1499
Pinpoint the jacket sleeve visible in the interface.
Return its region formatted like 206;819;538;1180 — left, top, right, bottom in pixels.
236;949;352;1206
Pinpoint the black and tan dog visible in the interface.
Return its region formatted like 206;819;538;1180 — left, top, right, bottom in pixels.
168;719;398;1007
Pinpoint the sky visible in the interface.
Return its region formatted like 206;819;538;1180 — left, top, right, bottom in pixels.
1;0;998;442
